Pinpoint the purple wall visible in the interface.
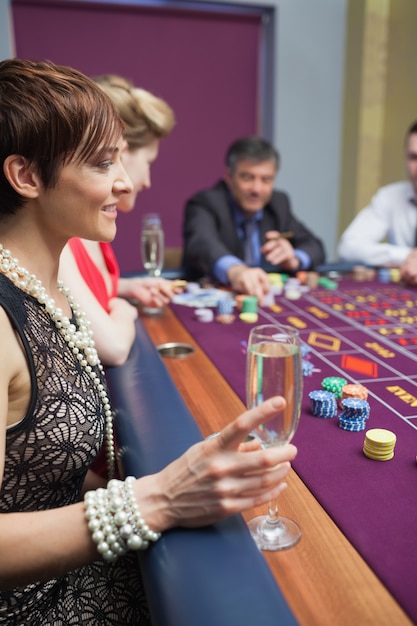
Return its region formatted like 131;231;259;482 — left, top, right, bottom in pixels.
12;0;262;273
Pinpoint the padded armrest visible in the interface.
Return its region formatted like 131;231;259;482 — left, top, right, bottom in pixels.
106;318;297;626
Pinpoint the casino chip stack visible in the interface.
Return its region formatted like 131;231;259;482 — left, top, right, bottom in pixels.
234;294;246;311
301;344;311;357
378;268;391;283
363;428;396;461
215;298;235;324
308;390;338;418
194;308;214;323
262;290;275;307
390;268;401;283
284;277;302;300
302;359;314;376
338;397;370;431
268;273;284;295
239;296;258;323
317;276;338;290
321;376;348;399
301;344;313;376
341;383;368;401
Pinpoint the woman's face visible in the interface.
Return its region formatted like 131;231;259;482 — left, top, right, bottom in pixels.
38;136;132;245
118;139;160;212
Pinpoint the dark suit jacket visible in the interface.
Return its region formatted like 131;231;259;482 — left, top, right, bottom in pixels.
183;180;325;280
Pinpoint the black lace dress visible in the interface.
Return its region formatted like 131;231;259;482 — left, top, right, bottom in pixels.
0;275;151;625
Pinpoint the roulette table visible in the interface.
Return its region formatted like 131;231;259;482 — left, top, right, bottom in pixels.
170;276;417;623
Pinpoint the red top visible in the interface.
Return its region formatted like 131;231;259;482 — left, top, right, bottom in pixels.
68;238;120;312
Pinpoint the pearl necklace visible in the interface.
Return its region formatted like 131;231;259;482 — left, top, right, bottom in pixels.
0;243;115;479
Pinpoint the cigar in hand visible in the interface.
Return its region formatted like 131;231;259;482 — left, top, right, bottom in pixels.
266;231;294;242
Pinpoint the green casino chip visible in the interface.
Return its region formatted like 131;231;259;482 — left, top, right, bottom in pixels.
321;376;348;399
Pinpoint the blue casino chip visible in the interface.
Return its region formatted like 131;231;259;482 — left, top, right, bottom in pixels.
308;390;338;418
341;397;369;411
341;404;370;415
342;409;368;417
338;417;367;432
338;399;369;430
301;343;311;357
339;398;370;422
302;359;314;376
216;298;234;315
378;268;391;283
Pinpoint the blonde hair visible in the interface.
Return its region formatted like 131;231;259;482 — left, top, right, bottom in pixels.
94;74;175;150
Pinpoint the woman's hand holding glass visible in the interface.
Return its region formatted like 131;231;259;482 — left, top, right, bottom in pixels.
132;396;297;532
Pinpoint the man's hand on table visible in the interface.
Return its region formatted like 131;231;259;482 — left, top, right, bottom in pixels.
227;264;271;304
400;249;417;285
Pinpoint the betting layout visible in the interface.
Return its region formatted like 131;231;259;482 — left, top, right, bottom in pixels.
256;279;417;432
171;275;417;622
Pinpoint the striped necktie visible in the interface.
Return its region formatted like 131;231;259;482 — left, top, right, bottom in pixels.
243;219;257;266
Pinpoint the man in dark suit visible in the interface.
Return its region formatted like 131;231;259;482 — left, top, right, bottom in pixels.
182;136;325;301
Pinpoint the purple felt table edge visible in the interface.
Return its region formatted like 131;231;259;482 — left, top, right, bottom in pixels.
170;280;417;623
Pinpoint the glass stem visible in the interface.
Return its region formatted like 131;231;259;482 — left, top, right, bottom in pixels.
266;497;280;526
259;497;284;538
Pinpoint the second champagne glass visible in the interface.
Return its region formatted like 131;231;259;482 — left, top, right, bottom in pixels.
140;213;165;315
141;213;164;277
246;323;303;550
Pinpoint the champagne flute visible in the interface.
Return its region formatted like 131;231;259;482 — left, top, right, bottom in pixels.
140;213;165;315
141;213;164;277
246;323;303;550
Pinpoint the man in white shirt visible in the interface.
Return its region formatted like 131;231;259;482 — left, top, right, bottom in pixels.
338;121;417;285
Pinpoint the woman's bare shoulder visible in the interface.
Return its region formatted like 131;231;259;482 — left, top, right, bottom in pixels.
0;305;32;428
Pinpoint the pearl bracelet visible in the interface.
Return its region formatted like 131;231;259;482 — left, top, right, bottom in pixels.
84;477;161;562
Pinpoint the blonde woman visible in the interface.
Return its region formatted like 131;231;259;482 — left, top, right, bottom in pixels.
60;74;176;366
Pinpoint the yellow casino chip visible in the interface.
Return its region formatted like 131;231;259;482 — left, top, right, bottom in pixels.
239;312;258;323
